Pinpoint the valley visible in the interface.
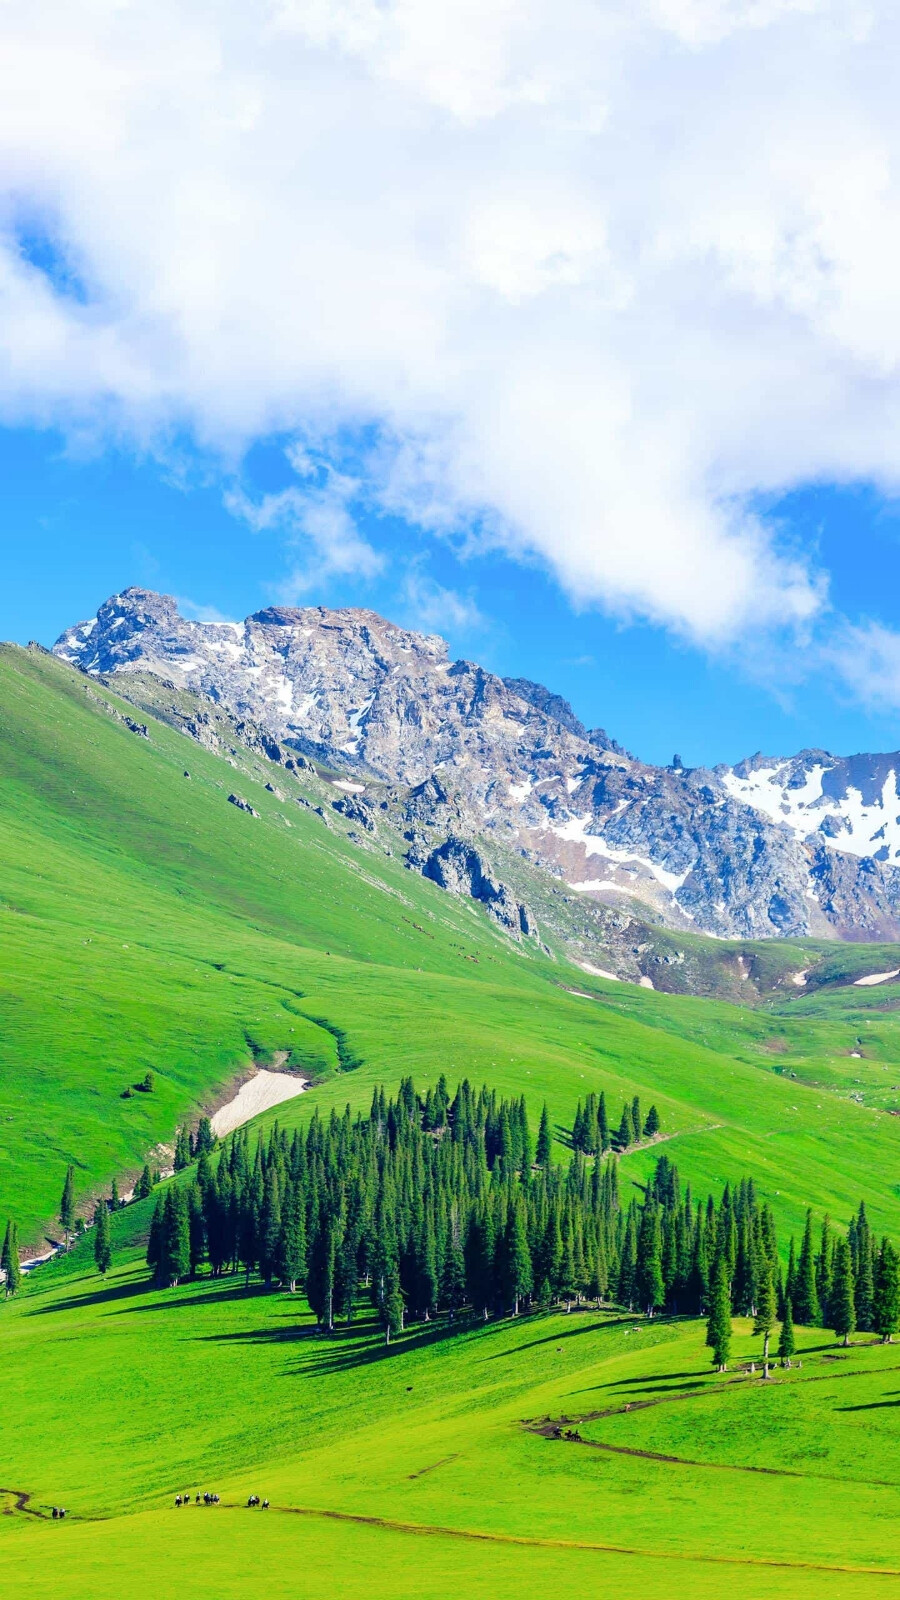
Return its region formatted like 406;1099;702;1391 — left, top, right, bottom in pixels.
5;625;900;1597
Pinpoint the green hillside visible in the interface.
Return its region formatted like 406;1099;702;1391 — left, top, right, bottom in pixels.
4;641;900;1254
4;1234;900;1599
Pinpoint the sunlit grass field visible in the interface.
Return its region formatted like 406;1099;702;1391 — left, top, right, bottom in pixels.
4;1228;900;1599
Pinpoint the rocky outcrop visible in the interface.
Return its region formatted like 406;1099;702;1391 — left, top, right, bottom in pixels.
53;587;900;941
419;836;537;940
228;794;259;817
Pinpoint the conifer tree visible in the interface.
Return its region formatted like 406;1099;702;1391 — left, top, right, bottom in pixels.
1;1221;21;1297
777;1295;795;1366
536;1104;552;1167
136;1165;153;1201
110;1178;120;1213
502;1202;533;1315
616;1105;631;1151
706;1256;732;1370
278;1189;305;1293
60;1166;75;1250
831;1236;856;1347
381;1263;405;1345
875;1239;900;1344
146;1195;165;1284
597;1092;610;1151
636;1204;665;1316
93;1199;112;1275
162;1187;191;1286
793;1210;820;1325
643;1104;660;1139
630;1096;642;1144
753;1265;776;1377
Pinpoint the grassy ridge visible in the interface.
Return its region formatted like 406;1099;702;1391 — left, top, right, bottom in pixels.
5;642;900;1256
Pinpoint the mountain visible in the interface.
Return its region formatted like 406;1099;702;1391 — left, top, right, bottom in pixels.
54;586;900;942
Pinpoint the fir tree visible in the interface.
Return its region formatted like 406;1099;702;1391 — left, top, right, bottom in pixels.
93;1200;112;1275
536;1104;552;1167
753;1265;776;1377
1;1221;22;1298
616;1106;632;1151
136;1165;153;1201
706;1256;732;1370
381;1263;405;1345
777;1295;795;1366
162;1187;190;1286
792;1210;820;1325
630;1096;642;1144
831;1236;856;1347
875;1239;900;1343
502;1202;533;1315
643;1104;660;1139
636;1204;665;1317
60;1165;75;1250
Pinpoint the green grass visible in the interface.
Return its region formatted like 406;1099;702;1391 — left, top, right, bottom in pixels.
7;641;900;1593
5;641;900;1259
4;1234;900;1598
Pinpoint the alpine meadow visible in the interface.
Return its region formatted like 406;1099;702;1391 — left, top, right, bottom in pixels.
5;633;900;1598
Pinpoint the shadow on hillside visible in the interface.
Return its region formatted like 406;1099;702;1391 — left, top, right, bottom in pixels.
114;1282;273;1315
200;1316;464;1373
836;1392;900;1412
486;1315;638;1360
27;1276;155;1316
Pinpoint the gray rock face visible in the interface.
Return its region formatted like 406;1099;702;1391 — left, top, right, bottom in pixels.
53;587;900;940
421;835;536;940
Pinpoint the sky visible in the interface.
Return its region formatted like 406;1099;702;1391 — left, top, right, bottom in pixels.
3;1;900;768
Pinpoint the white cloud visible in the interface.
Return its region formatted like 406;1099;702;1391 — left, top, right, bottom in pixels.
825;619;900;713
226;471;384;597
0;1;899;650
401;568;486;634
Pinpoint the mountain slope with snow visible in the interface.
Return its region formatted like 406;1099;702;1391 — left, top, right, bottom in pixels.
53;587;900;942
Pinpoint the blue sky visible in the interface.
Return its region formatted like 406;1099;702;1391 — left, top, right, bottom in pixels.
4;422;900;769
4;5;900;769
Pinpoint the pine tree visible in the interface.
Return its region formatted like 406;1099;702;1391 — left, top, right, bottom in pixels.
630;1096;642;1144
1;1221;22;1298
643;1104;660;1139
875;1239;900;1343
777;1295;795;1366
636;1204;665;1316
706;1256;732;1370
93;1200;112;1275
753;1265;776;1377
381;1263;405;1345
793;1210;820;1325
502;1202;533;1315
830;1236;856;1347
536;1104;552;1167
60;1166;75;1249
136;1165;153;1201
616;1106;631;1151
162;1187;191;1286
146;1195;165;1284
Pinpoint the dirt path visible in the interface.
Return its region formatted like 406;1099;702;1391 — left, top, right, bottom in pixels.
528;1358;900;1488
251;1502;900;1577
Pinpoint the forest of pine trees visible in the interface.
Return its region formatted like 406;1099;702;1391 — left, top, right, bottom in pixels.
142;1077;801;1336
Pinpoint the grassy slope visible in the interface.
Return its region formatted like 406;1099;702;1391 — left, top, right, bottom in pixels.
3;1233;900;1598
5;642;900;1253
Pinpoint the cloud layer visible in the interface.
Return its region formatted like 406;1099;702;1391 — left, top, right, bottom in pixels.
1;1;900;649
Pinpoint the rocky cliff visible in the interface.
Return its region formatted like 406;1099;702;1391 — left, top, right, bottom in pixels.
54;587;900;941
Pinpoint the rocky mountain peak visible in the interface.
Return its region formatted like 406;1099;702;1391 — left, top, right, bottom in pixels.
52;587;900;942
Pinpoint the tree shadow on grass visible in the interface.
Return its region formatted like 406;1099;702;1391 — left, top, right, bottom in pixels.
27;1276;156;1316
485;1316;639;1360
113;1282;276;1315
836;1392;900;1412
